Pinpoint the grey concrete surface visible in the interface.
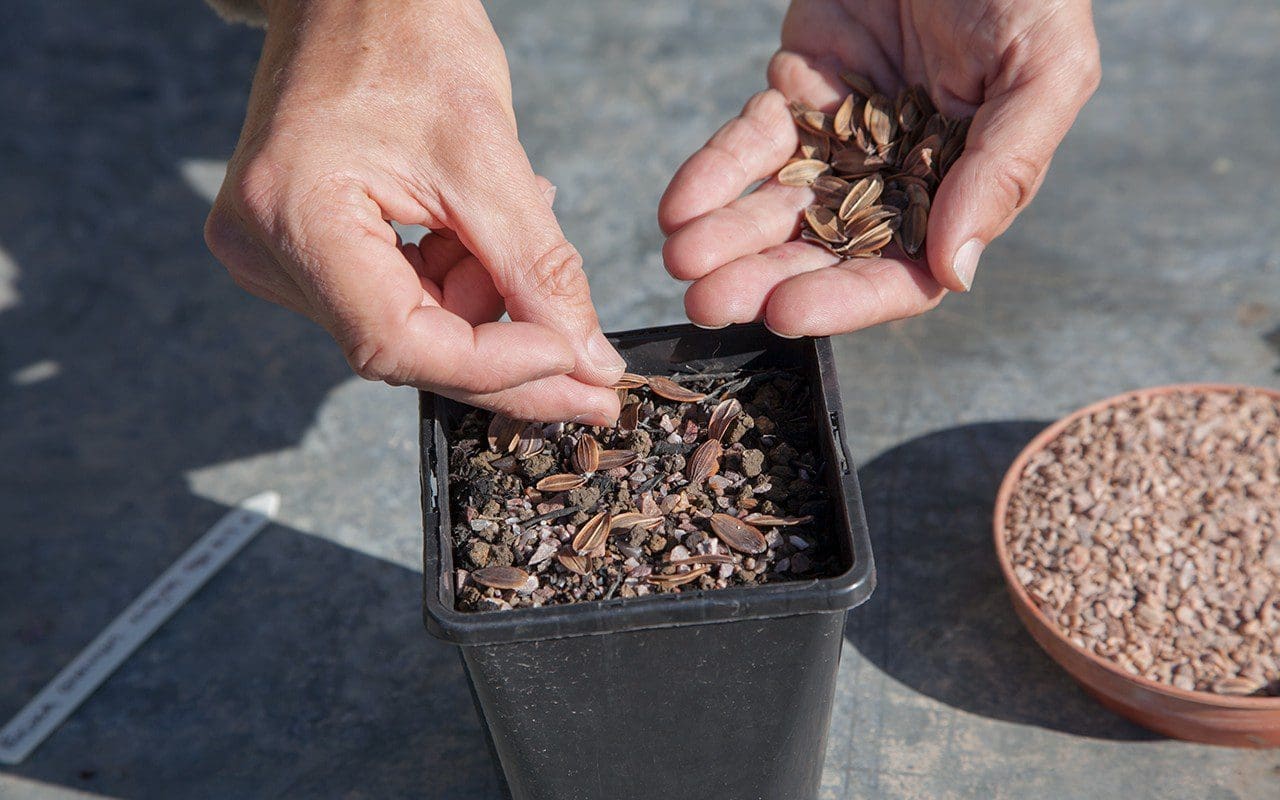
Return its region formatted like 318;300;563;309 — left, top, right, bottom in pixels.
2;0;1279;798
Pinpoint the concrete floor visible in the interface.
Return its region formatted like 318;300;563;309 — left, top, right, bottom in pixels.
2;0;1279;798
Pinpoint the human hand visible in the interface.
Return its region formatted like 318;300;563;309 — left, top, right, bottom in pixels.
659;0;1100;336
205;0;625;423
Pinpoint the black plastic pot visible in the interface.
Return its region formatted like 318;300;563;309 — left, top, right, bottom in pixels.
420;323;875;800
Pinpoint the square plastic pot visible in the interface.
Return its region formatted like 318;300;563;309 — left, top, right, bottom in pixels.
420;323;875;800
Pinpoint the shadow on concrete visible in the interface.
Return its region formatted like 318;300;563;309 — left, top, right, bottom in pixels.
0;1;501;797
845;421;1158;741
1265;325;1280;372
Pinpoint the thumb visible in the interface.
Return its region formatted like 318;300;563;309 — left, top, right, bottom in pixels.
927;49;1100;292
450;147;626;388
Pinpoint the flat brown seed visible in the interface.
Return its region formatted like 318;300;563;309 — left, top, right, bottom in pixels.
597;449;639;470
487;415;523;453
610;512;664;531
535;473;588;492
686;439;723;485
744;513;814;527
796;128;829;161
709;513;768;555
611;373;648;390
707;397;742;442
471;566;530;590
863;93;894;146
811;175;852;208
838;174;884;220
491;455;519;474
897;202;927;258
619;402;640;432
647;565;711;587
832;93;856;139
804;205;845;243
513;423;545;459
777;158;831;187
669;554;736;567
647;376;708;403
556;551;592;576
839;71;877;99
573;434;600;473
572;511;611;555
830;149;882;177
797;109;831;134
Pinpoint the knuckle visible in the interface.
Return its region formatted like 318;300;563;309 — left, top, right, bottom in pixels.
992;152;1042;212
344;333;402;384
521;240;588;301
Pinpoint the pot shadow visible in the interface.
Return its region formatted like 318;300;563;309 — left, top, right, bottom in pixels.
845;421;1158;741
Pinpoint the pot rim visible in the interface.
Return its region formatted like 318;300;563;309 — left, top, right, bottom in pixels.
992;382;1280;710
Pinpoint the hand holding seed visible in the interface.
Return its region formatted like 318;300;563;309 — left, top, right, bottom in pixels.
659;0;1101;336
205;0;625;424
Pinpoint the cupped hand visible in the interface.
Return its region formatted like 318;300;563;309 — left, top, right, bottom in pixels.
659;0;1101;336
205;0;625;423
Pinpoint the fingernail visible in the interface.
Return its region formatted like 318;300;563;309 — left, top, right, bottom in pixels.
763;319;804;340
542;184;558;207
952;239;983;291
587;331;626;375
692;320;731;330
570;412;612;427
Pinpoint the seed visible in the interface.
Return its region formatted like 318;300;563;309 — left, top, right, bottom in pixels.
487;415;523;453
612;373;648;389
709;513;767;554
471;566;530;590
647;565;710;587
797;128;829;161
611;512;664;531
669;553;735;566
803;205;844;244
743;513;814;527
777;159;831;187
571;511;611;555
811;175;853;208
1213;676;1264;696
896;201;927;258
573;434;600;473
619;401;640;432
557;551;592;576
707;398;742;442
838;174;884;221
647;376;707;403
597;449;639;470
863;93;894;146
686;439;722;485
832;93;857;140
513;423;545;459
536;473;588;492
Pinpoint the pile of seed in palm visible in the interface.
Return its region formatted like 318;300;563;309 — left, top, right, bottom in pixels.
1003;388;1280;696
777;72;970;260
447;370;840;611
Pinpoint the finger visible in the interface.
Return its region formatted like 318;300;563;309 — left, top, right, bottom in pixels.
658;89;798;234
440;255;506;325
205;200;314;316
927;42;1101;292
449;374;622;427
663;181;813;281
447;148;626;388
763;257;946;337
766;50;848;110
683;241;840;328
286;189;576;393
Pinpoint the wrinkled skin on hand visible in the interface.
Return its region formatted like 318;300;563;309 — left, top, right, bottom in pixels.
660;0;1100;336
206;0;626;424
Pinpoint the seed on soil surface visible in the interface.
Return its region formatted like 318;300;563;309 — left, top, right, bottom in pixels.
611;373;649;389
647;565;711;588
571;511;611;555
572;435;601;473
744;513;814;527
536;473;588;492
513;423;544;459
471;566;531;590
709;514;767;555
557;551;592;575
619;402;640;432
611;512;663;531
686;439;722;484
487;415;523;453
707;398;742;442
1003;387;1280;697
646;375;708;403
597;449;639;470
